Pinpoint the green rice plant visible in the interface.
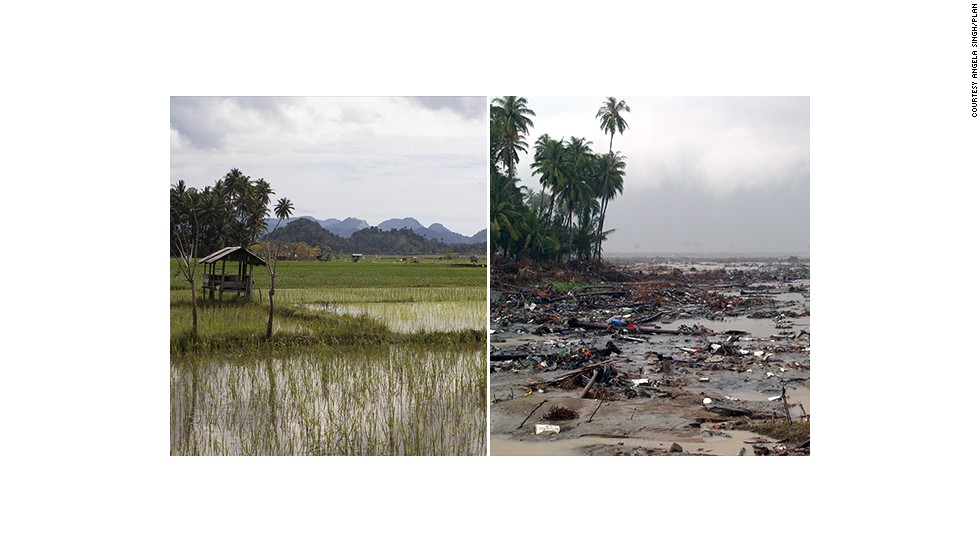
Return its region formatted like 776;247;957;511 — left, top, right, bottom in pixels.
171;254;488;456
171;343;486;456
171;259;486;290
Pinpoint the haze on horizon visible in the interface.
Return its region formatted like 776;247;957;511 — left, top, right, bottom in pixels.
171;96;488;236
513;96;810;255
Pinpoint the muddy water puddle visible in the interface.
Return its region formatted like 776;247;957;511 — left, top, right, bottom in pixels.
660;316;809;337
721;382;810;416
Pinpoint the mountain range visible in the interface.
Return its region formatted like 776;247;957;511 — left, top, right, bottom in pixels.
264;218;485;256
264;216;486;244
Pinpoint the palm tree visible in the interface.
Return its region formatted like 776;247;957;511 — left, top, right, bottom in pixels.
490;172;526;258
595;97;630;260
592;151;626;259
596;97;631;153
490;96;536;180
520;208;561;261
274;197;294;221
264;197;294;339
531;135;570;220
555;137;595;259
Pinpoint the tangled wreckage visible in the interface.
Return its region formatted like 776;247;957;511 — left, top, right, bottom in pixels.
489;257;811;456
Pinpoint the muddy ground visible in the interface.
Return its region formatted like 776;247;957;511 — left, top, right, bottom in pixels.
489;257;810;456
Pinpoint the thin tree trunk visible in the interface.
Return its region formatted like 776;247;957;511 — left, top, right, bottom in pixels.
190;275;198;336
266;275;275;339
539;183;547;217
595;197;608;260
596;136;615;260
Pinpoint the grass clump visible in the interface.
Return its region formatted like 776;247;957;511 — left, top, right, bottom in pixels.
543;405;579;421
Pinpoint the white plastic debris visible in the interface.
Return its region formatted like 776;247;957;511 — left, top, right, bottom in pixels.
699;377;710;382
766;372;775;378
534;424;561;435
768;395;782;401
631;378;650;387
703;397;713;405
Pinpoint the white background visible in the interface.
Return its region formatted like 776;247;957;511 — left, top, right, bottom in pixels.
3;1;977;550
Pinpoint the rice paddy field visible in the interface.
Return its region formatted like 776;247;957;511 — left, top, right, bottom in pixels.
170;256;487;455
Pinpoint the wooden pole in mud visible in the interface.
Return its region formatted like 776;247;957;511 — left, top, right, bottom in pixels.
580;368;602;399
781;385;792;423
518;400;548;429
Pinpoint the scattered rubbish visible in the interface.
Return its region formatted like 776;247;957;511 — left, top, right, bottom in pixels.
534;424;561;435
490;257;810;455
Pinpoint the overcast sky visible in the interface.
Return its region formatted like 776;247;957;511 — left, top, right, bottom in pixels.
171;96;488;236
513;96;810;255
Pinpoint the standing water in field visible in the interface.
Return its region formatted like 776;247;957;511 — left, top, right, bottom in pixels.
170;259;488;456
171;345;486;456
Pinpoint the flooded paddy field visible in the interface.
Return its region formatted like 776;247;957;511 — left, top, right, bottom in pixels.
489;257;810;456
171;345;486;455
171;259;487;455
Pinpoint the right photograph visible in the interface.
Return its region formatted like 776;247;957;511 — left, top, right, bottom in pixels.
489;96;810;456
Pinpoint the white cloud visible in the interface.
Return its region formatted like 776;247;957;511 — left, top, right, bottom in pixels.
170;97;488;235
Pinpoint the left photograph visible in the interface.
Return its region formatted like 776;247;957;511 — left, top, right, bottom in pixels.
170;97;489;455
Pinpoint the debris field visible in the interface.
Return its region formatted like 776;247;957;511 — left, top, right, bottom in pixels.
489;257;811;456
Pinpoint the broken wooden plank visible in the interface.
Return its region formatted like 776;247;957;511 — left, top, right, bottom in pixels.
568;318;607;330
545;359;614;385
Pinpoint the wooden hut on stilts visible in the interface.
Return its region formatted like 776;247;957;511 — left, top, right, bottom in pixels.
197;246;267;302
